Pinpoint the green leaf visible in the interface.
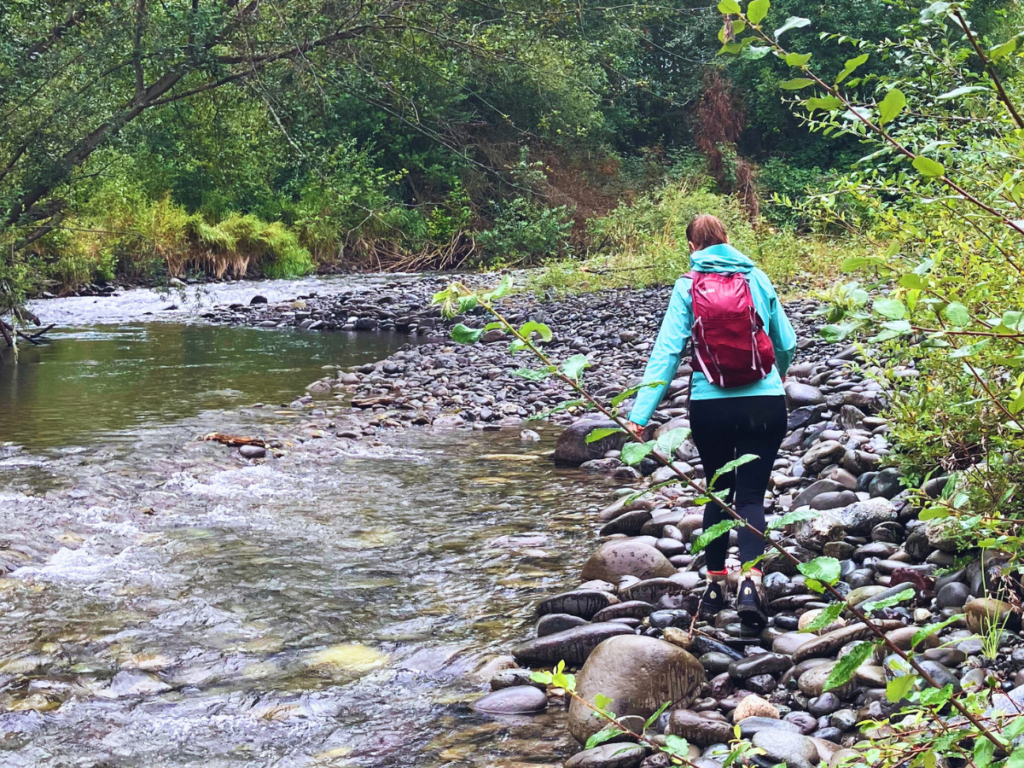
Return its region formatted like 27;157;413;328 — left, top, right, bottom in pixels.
663;735;691;759
711;453;759;488
918;506;949;521
806;96;844;112
873;298;906;320
836;53;869;85
1005;716;1024;739
944;302;970;327
513;367;553;382
767;508;819;531
861;588;915;613
586;427;625;444
1007;748;1024;768
781;78;815;90
692;519;744;555
775;16;810;37
457;295;478;314
611;381;666;408
877;88;907;126
919;683;953;707
799;602;844;633
483;322;505;332
912;156;946;177
519;321;553;343
451;324;485;344
593;693;613;711
785;52;811;67
481;275;513;302
990;36;1019;61
973;737;995;768
950;339;989;359
799;556;841;587
747;0;770;24
717;0;741;13
911;615;962;648
655;428;691;457
509;339;527;356
886;674;916;702
824;640;877;691
561;353;591;382
820;324;849;343
531;671;553;685
526;399;588;421
620;442;654;466
645;701;671;729
740;44;772;61
585;727;623;751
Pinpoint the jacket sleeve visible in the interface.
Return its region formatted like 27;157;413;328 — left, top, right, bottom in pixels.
768;285;798;377
628;280;692;427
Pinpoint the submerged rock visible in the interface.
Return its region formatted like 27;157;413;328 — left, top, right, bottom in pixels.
470;685;547;715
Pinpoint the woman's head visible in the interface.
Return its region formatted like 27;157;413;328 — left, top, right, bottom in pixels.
686;214;729;253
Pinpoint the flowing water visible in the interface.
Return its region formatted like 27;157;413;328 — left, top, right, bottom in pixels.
0;279;605;767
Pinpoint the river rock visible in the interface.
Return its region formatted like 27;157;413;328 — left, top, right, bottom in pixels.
538;590;619;620
668;710;733;748
936;582;971;609
554;419;630;466
728;652;792;680
792;481;846;510
786;382;825;408
793;621;902;663
568;636;705;744
537;614;589;637
840;498;897;535
802;440;845;471
593;601;654;623
965;597;1018;633
752;729;820;768
239;444;266;459
513;623;633;667
581;541;677;583
732;694;779;721
471;685;548;715
565;743;645;768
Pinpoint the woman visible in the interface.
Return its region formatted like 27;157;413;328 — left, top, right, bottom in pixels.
626;214;796;628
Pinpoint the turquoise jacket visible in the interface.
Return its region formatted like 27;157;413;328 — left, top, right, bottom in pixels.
628;243;797;427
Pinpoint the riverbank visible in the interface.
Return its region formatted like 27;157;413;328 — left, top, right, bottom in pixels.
226;278;1023;768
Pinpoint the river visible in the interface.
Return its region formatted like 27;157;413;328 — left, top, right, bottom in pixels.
0;279;604;767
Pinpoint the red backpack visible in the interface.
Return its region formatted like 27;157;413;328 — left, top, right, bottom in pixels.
689;271;775;388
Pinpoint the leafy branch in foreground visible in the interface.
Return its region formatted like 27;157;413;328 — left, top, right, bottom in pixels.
432;273;1013;757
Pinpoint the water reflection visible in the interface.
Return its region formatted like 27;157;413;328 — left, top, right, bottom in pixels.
0;324;414;447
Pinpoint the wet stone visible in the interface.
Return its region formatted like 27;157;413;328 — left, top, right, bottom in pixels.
471;685;548;715
513;623;634;667
537;590;618;620
565;743;646;768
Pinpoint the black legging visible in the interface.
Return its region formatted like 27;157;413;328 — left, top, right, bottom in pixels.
689;395;788;572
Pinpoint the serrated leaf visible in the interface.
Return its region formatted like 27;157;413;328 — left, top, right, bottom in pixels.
663;734;691;759
806;96;844;111
878;88;907;126
481;275;513;302
799;557;841;586
519;321;553;343
692;519;744;555
1005;716;1024;739
919;683;953;707
561;353;590;382
836;53;869;85
781;78;815;90
944;302;970;327
873;298;906;320
973;737;995;768
620;442;654;466
513;367;553;382
861;588;915;613
785;52;811;67
747;0;770;25
913;156;946;177
711;453;759;488
911;615;962;647
586;427;625;444
800;602;844;633
451;324;485;344
886;673;916;702
775;15;810;37
585;726;622;751
767;508;819;531
824;640;876;691
655;428;691;457
717;0;741;13
457;295;478;314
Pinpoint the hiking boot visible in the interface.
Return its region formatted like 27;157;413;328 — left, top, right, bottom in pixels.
699;580;727;620
736;577;767;629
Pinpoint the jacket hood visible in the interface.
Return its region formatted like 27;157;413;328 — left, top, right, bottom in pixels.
689;243;755;274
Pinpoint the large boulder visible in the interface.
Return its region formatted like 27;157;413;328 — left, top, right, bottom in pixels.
568;635;706;744
554;419;631;466
581;541;677;583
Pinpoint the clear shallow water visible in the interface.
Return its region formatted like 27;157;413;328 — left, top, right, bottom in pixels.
0;324;414;448
0;282;605;767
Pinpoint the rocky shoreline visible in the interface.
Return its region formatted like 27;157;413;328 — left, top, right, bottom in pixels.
207;277;1022;768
